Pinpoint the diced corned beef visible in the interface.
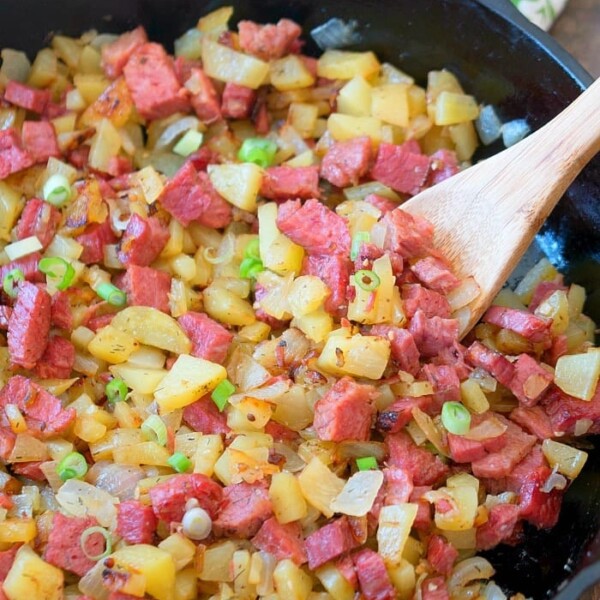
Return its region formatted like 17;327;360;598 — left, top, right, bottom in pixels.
370;325;421;375
377;396;432;434
320;136;372;188
123;43;189;120
118;265;171;313
221;83;256;119
213;482;272;539
383;466;414;505
409;310;459;359
87;313;115;332
0;427;15;461
427;535;458;575
483;306;552;345
21;121;60;163
302;254;351;318
427;149;460;186
374;208;434;259
101;26;148;79
542;385;600;434
117;500;157;544
447;414;507;463
411;256;460;294
509;353;553;406
370;142;431;195
465;341;515;388
186;146;220;173
433;341;471;380
76;219;118;264
0;306;11;329
117;213;169;266
476;503;520;550
238;19;302;60
44;513;104;576
252;100;270;135
471;417;536;479
33;335;75;379
529;280;567;312
313;376;377;442
186;68;222;124
51;291;73;330
264;421;299;442
421;576;450;600
0;254;43;285
16;197;61;249
0;128;34;179
305;516;362;569
387;431;449;486
276;199;351;255
402;284;451;319
547;334;568;366
183;394;230;435
352;548;396;600
261;166;320;201
423;363;460;405
8;282;51;369
5;81;50;113
10;461;46;481
159;162;232;228
106;156;133;178
149;473;223;523
364;193;398;215
336;555;358;588
510;406;554;440
251;517;307;565
177;311;232;364
67;145;90;170
0;375;76;438
517;466;563;529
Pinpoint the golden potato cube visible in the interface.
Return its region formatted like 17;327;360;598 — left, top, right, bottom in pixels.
88;325;139;364
197;6;233;33
159;533;197;571
542;439;588;479
109;364;167;395
317;50;380;80
460;379;490;414
193;434;224;477
3;545;63;600
327;114;382;144
377;504;418;565
270;471;308;524
371;84;410;127
154;354;227;413
315;563;355;600
514;257;559;305
174;567;197;600
535;289;569;334
200;541;238;582
271;55;316;91
348;254;395;324
298;457;345;518
208;163;263;212
449;120;478;161
203;283;257;326
555;350;600;401
292;309;333;343
73;415;107;443
273;559;312;600
0;518;37;543
288;102;319;138
336;76;373;117
113;441;171;467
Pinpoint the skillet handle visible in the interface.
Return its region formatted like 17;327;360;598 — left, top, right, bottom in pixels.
553;563;600;600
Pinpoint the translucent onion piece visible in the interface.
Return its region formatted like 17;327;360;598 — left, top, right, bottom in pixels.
540;467;568;493
412;407;448;456
470;368;498;393
464;416;508;441
501;118;531;148
481;582;508;600
453;306;472;339
8;434;49;463
228;379;291;406
154;116;201;150
78;560;110;600
475;105;503;146
272;442;305;473
574;418;593;436
448;557;495;591
256;552;277;596
447;276;481;312
336;441;387;462
329;470;384;517
86;462;145;501
228;351;271;392
311;18;361;50
56;480;118;527
484;492;517;510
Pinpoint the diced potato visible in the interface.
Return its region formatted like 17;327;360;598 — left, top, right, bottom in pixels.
51;35;81;69
407;85;427;117
460;379;490;414
426;70;464;111
227;398;272;432
347;255;395;324
431;486;478;531
343;181;400;203
420;124;454;154
327;114;382;144
203;283;256;326
442;528;477;550
315;564;355;600
270;471;308;524
336;76;373;117
159;533;197;571
492;288;527;310
73;73;110;105
174;568;197;600
317;50;380;80
292;309;333;343
272;385;314;430
377;504;418;565
78;44;102;74
3;545;63;600
288;102;319;138
449;120;478;161
564;321;588;353
136;165;165;204
113;441;171;466
401;536;424;565
447;472;479;492
74;415;107;443
28;48;58;87
317;330;391;380
371;84;410;127
154;354;227;413
111;544;176;600
514;258;559;305
109;364;167;395
0;181;24;242
271;55;315;91
202;39;269;89
193;434;224;477
568;284;586;318
200;541;238;582
232;550;256;597
0;517;37;543
289;276;330;318
197;6;234;33
387;559;416;600
336;199;381;236
111;307;192;355
113;401;142;429
298;457;345;518
535;290;569;334
435;91;479;125
554;350;600;401
89;428;146;461
542;439;588;479
273;559;312;600
208;163;262;212
87;325;139;364
88;118;123;172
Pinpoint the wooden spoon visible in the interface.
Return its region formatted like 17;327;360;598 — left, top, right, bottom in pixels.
401;76;600;334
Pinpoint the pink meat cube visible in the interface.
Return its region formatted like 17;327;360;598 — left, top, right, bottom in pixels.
178;311;233;364
117;213;169;266
260;166;321;201
320;136;372;188
118;265;171;313
102;26;148;79
370;142;431;195
252;517;307;565
0;128;34;179
21;121;60;163
238;19;302;60
5;81;50;113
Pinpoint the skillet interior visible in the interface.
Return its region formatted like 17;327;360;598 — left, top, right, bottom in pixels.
0;0;599;597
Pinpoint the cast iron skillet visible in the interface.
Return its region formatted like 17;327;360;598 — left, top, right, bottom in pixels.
1;0;599;597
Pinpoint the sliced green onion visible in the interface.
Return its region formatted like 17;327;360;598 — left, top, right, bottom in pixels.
211;379;235;412
441;401;472;435
106;378;128;404
96;282;127;307
350;231;371;261
244;238;261;261
238;137;277;168
80;526;112;561
356;456;378;471
141;414;168;446
56;451;88;481
2;268;24;298
43;173;72;206
39;257;75;291
239;257;264;280
168;451;192;473
173;129;204;157
354;269;380;291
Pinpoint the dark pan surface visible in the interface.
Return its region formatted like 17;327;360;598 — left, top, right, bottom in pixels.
1;0;599;597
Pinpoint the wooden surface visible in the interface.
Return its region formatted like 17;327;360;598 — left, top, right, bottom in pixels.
549;4;600;599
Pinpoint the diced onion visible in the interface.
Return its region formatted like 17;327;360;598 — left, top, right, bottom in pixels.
78;560;110;600
475;105;503;146
464;415;507;441
481;582;508;600
272;442;305;473
574;418;593;436
56;479;118;527
4;236;43;261
540;466;568;493
501;118;531;147
448;557;495;591
311;18;361;50
336;441;387;462
155;116;201;150
470;368;498;393
228;379;291;406
203;232;234;265
412;407;448;455
447;276;481;311
329;470;384;516
182;506;212;540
